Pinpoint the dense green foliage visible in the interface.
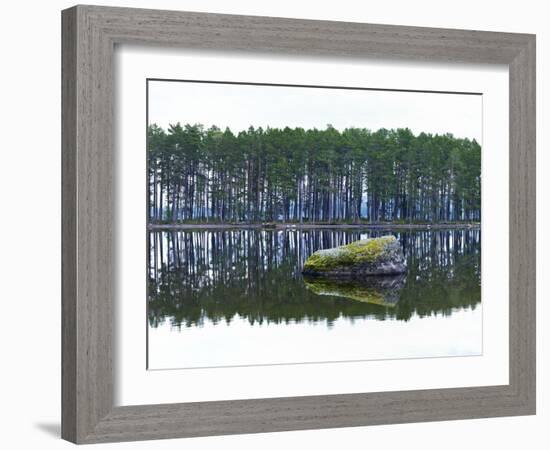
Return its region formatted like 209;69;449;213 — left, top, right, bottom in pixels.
148;124;481;223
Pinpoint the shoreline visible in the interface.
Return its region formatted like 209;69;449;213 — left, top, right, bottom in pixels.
148;222;481;231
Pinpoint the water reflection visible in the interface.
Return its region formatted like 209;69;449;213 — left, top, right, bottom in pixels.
148;228;481;328
303;274;407;307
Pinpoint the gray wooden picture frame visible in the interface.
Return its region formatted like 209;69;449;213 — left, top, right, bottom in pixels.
61;4;536;444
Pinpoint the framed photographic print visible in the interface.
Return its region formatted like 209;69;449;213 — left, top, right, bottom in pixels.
62;5;536;444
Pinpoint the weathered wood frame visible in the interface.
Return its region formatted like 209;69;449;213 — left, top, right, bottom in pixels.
61;5;536;444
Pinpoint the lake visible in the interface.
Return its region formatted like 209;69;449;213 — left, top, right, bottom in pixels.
147;227;481;369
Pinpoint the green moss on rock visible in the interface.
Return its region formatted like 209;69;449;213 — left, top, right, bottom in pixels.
302;236;406;276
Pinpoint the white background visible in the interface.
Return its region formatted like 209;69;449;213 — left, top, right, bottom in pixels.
0;1;546;449
116;48;507;404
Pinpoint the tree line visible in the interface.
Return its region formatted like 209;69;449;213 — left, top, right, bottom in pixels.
148;123;481;224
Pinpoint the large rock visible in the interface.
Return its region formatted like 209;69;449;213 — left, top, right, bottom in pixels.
302;235;407;277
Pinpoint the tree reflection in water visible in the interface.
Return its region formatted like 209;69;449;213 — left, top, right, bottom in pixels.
148;228;481;329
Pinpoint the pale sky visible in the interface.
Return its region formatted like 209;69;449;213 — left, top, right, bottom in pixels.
148;80;482;142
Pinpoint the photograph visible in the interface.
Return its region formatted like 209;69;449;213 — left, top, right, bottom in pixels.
146;79;482;370
50;2;539;445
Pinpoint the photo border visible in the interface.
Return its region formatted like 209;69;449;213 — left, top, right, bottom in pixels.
144;76;484;371
62;5;535;443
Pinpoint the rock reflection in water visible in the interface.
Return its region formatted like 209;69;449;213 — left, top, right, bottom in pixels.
303;274;406;307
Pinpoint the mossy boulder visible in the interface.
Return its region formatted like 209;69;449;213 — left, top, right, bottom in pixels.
302;235;407;277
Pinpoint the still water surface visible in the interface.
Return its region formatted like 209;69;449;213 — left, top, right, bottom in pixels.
148;228;481;369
